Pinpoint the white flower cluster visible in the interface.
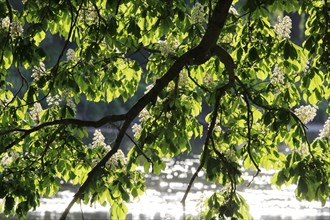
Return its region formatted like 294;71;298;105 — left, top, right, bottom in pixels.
163;214;175;220
221;183;233;194
30;103;42;122
229;6;239;16
1;16;24;39
179;71;190;86
196;194;207;217
89;130;126;169
304;60;310;72
191;2;205;24
139;108;152;122
131;85;157;138
10;20;23;38
0;98;8;108
31;62;46;81
105;149;126;169
46;94;61;106
319;117;330;139
46;91;75;109
66;48;79;62
84;6;98;22
274;15;292;39
90;129;108;149
224;148;236;162
61;90;76;111
66;98;76;110
299;143;309;156
208;118;222;133
222;34;233;44
214;118;222;133
203;74;216;88
158;39;177;58
132;108;152;138
1;150;19;167
78;5;98;24
132;123;142;138
271;63;285;84
294;105;318;124
1;17;10;28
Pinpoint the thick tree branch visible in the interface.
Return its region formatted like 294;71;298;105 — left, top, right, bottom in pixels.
60;30;194;220
211;45;235;83
0;114;127;154
0;114;126;136
60;0;234;218
0;114;128;156
198;0;232;53
190;0;233;64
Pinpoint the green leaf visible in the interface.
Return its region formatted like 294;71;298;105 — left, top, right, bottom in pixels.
143;157;151;174
16;201;29;217
283;41;290;59
3;49;13;69
111;202;128;220
127;20;141;38
4;196;15;214
119;185;130;202
256;70;267;80
26;86;36;104
297;178;308;196
0;182;8;198
108;17;118;36
153;160;165;175
248;47;259;61
283;41;297;60
33;31;46;46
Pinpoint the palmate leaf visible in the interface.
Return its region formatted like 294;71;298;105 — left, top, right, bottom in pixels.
110;202;128;220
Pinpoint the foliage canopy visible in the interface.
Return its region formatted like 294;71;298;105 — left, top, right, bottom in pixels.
0;0;329;219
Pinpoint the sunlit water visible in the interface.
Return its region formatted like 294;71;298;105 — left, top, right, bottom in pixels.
3;125;329;219
6;156;328;220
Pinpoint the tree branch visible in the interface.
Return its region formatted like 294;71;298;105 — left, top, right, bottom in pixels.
186;67;211;93
112;122;153;164
211;45;235;84
0;114;126;136
59;26;194;220
235;76;314;158
0;114;127;155
241;92;261;173
181;82;231;206
60;0;234;218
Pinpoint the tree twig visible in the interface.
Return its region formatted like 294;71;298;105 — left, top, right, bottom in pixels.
235;76;314;158
181;83;230;206
112;122;153;164
186;67;211;93
242;91;261;174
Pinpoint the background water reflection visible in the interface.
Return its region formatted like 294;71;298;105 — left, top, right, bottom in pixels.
3;125;329;220
13;156;329;220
